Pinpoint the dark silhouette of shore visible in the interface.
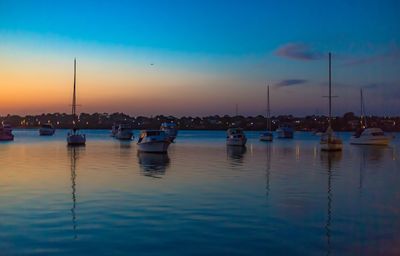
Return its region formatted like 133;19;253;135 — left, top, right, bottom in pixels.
1;112;398;131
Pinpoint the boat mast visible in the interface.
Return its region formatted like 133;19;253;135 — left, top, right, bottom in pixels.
235;103;238;117
360;88;366;128
267;84;271;131
72;58;77;127
328;52;332;128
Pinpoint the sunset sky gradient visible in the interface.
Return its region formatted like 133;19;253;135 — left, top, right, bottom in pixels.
1;0;399;116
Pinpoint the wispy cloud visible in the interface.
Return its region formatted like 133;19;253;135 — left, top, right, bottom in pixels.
342;45;400;66
275;43;324;61
275;79;307;87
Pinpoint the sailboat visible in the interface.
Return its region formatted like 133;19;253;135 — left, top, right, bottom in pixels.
67;59;86;146
320;53;343;151
260;85;273;141
350;89;390;145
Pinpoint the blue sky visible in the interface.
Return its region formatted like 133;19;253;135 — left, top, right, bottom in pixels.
0;0;399;116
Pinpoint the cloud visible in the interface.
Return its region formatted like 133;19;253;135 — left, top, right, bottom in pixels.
275;43;324;61
342;46;400;66
275;79;307;87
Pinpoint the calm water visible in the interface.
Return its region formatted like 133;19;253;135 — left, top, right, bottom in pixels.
0;129;399;255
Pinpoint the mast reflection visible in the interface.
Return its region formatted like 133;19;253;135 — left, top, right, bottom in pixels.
320;151;342;256
265;144;272;199
68;146;84;239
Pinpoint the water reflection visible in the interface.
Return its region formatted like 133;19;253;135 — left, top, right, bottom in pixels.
226;146;247;165
119;141;132;149
138;152;170;178
68;146;84;239
354;145;385;164
265;144;272;199
320;151;342;256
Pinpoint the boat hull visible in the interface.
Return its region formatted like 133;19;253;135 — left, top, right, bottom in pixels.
260;132;273;141
115;131;133;140
350;136;390;145
39;128;55;136
0;134;14;141
226;137;247;146
67;134;86;146
137;141;170;153
320;142;343;151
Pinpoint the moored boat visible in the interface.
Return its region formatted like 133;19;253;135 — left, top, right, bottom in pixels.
260;85;273;142
350;89;390;146
276;123;294;139
350;127;390;145
226;128;247;146
137;130;171;153
67;59;86;146
320;52;342;151
115;124;134;140
0;124;14;141
320;127;343;151
39;123;55;136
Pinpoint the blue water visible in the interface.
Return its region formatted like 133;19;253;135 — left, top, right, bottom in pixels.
0;130;399;255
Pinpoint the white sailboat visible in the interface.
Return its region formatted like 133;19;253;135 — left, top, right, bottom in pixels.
320;53;343;151
350;89;390;145
260;85;273;141
67;59;86;146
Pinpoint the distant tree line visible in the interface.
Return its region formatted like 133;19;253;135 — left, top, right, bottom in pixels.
0;112;399;131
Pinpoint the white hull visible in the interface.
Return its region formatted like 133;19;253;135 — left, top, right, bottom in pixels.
226;137;247;146
39;128;55;136
350;136;390;145
67;134;86;146
137;141;170;153
115;131;133;140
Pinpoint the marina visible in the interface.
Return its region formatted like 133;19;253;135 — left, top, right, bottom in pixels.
0;129;399;255
1;1;399;254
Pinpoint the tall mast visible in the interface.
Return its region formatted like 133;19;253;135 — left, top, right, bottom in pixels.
328;52;332;127
235;103;238;117
267;84;271;131
360;88;366;128
72;58;77;123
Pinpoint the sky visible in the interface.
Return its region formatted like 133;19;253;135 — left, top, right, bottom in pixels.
0;0;399;117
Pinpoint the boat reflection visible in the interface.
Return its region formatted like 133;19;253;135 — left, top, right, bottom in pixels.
226;146;247;165
354;145;387;164
138;152;170;178
265;144;272;199
67;146;84;240
320;151;342;256
119;140;132;149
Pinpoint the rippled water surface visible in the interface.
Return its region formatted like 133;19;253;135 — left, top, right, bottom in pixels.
1;129;399;255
